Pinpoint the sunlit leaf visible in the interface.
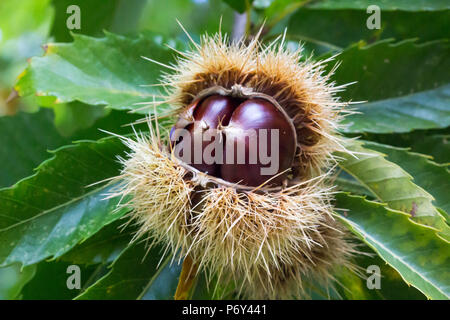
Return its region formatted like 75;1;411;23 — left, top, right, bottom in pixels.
0;137;128;267
337;140;450;239
335;193;450;300
15;32;186;113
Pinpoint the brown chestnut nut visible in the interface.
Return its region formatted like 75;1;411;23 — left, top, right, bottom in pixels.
171;95;239;176
220;98;296;186
170;94;296;187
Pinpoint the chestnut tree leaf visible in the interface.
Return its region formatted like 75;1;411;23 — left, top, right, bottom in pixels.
0;107;144;188
20;260;101;300
0;0;53;85
0;0;52;45
334;170;374;198
61;220;134;266
411;135;450;165
335;193;450;300
342;84;450;133
0;137;129;267
307;0;450;11
50;0;145;42
261;0;449;31
263;0;309;23
353;131;450;166
76;242;182;300
15;32;186;113
0;263;36;300
361;141;450;215
0;109;69;188
326;39;450;102
337;140;450;240
287;9;450;51
335;251;426;300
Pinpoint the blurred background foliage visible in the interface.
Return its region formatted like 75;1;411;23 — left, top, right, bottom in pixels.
0;0;448;300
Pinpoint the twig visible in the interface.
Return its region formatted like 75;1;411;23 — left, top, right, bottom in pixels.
231;11;248;42
174;254;198;300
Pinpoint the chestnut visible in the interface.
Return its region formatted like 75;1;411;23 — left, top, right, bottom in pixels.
220;98;296;186
171;95;240;176
171;93;296;187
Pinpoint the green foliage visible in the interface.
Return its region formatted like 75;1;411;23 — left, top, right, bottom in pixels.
0;109;68;188
412;134;450;164
327;39;450;102
262;0;307;22
353;130;450;166
288;9;450;49
61;220;134;266
50;0;145;42
0;263;36;299
0;106;147;190
138;0;234;39
334;170;374;198
15;33;186;113
21;260;101;300
342;85;450;133
335;193;450;299
223;0;253;13
362;141;450;214
0;0;448;300
0;138;128;267
0;0;52;46
335;253;426;300
307;0;450;11
337;140;450;239
76;242;181;300
0;0;53;114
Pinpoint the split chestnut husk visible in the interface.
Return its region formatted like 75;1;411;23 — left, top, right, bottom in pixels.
113;32;357;299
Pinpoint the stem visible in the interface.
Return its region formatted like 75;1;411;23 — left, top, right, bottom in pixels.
245;2;252;37
1;89;19;116
231;11;248;42
174;254;198;300
231;0;251;42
